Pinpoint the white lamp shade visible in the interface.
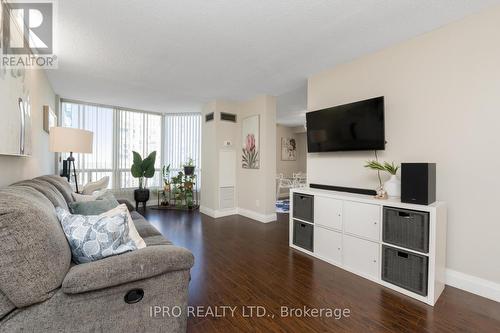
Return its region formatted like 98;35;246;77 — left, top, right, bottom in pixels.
49;127;93;153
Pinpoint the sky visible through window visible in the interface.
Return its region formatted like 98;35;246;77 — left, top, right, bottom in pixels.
61;101;165;189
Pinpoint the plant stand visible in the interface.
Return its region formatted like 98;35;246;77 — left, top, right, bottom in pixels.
151;174;199;211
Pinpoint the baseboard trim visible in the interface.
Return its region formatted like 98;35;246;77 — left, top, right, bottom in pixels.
216;208;238;218
446;269;500;303
200;206;277;223
199;206;215;217
237;208;276;223
200;206;238;219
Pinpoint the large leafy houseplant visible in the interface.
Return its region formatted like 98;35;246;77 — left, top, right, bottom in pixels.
131;151;157;209
131;151;157;189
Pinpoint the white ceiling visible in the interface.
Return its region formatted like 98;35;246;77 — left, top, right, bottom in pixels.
48;0;500;116
277;83;307;126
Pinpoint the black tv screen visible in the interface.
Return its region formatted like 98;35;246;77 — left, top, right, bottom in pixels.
306;97;385;152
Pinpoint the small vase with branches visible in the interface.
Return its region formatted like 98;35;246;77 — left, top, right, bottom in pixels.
364;160;401;198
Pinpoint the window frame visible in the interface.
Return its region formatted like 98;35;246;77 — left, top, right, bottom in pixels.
59;98;165;190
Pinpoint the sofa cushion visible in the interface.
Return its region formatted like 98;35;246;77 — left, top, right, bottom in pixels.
12;179;68;210
117;198;135;212
61;245;194;294
0;187;71;307
56;207;137;264
0;290;15;320
130;210;145;220
68;199;119;215
35;175;75;204
131;211;161;237
1;270;191;332
144;235;173;246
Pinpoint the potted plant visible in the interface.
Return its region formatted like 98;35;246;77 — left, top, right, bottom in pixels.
184;175;195;209
131;151;157;205
171;171;184;205
364;160;400;198
183;158;195;176
162;164;171;190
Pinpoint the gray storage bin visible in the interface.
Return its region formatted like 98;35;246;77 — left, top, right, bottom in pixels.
293;193;314;222
293;220;314;251
383;207;429;253
382;245;428;296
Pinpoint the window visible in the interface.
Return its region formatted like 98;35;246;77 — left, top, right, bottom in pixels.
61;102;114;187
61;100;163;189
117;110;162;188
164;113;202;180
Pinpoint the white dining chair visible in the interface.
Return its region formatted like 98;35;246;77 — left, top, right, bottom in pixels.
276;174;294;199
292;172;307;188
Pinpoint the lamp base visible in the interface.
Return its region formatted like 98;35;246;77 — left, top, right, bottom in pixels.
61;160;70;180
66;152;79;193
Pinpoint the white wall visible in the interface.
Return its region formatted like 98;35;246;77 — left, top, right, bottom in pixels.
307;6;500;286
238;96;277;217
200;101;218;211
201;100;241;212
276;125;307;177
295;131;307;176
200;96;277;221
0;69;56;187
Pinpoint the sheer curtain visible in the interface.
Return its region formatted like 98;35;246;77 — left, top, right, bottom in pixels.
164;113;202;180
60;100;163;189
116;110;163;188
61;102;114;187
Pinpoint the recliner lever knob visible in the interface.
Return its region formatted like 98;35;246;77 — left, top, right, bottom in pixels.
124;289;144;304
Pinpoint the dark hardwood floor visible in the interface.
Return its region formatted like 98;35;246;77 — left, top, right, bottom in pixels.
144;209;500;332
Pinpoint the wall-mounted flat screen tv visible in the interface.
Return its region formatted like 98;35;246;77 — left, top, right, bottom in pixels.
306;96;385;152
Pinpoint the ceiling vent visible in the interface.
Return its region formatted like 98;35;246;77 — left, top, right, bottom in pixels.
220;112;237;122
205;112;214;122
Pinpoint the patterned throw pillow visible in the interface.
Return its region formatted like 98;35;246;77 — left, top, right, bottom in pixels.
101;204;146;249
55;207;137;264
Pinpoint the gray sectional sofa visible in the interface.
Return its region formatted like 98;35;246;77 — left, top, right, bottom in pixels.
0;175;194;332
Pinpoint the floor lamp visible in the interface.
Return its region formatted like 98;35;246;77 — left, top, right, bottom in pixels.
50;127;93;193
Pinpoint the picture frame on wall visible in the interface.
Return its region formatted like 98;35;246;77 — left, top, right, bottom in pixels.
281;137;297;161
241;114;260;169
43;105;57;133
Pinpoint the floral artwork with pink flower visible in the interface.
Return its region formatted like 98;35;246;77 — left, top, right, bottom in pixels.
241;115;260;169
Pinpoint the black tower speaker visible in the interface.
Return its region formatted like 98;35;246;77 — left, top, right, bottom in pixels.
401;163;436;205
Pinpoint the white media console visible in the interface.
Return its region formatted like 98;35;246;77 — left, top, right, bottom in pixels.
289;187;447;306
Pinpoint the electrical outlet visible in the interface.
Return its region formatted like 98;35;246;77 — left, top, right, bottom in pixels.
255;199;260;207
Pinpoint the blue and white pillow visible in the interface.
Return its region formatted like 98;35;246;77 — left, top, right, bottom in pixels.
55;207;137;264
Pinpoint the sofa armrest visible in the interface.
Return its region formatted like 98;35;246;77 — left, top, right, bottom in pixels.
62;245;194;294
117;199;135;211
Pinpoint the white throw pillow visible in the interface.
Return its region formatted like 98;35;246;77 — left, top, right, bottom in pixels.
81;176;110;195
100;204;146;249
72;189;108;202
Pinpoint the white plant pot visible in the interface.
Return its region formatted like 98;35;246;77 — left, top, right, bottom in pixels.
384;175;401;198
